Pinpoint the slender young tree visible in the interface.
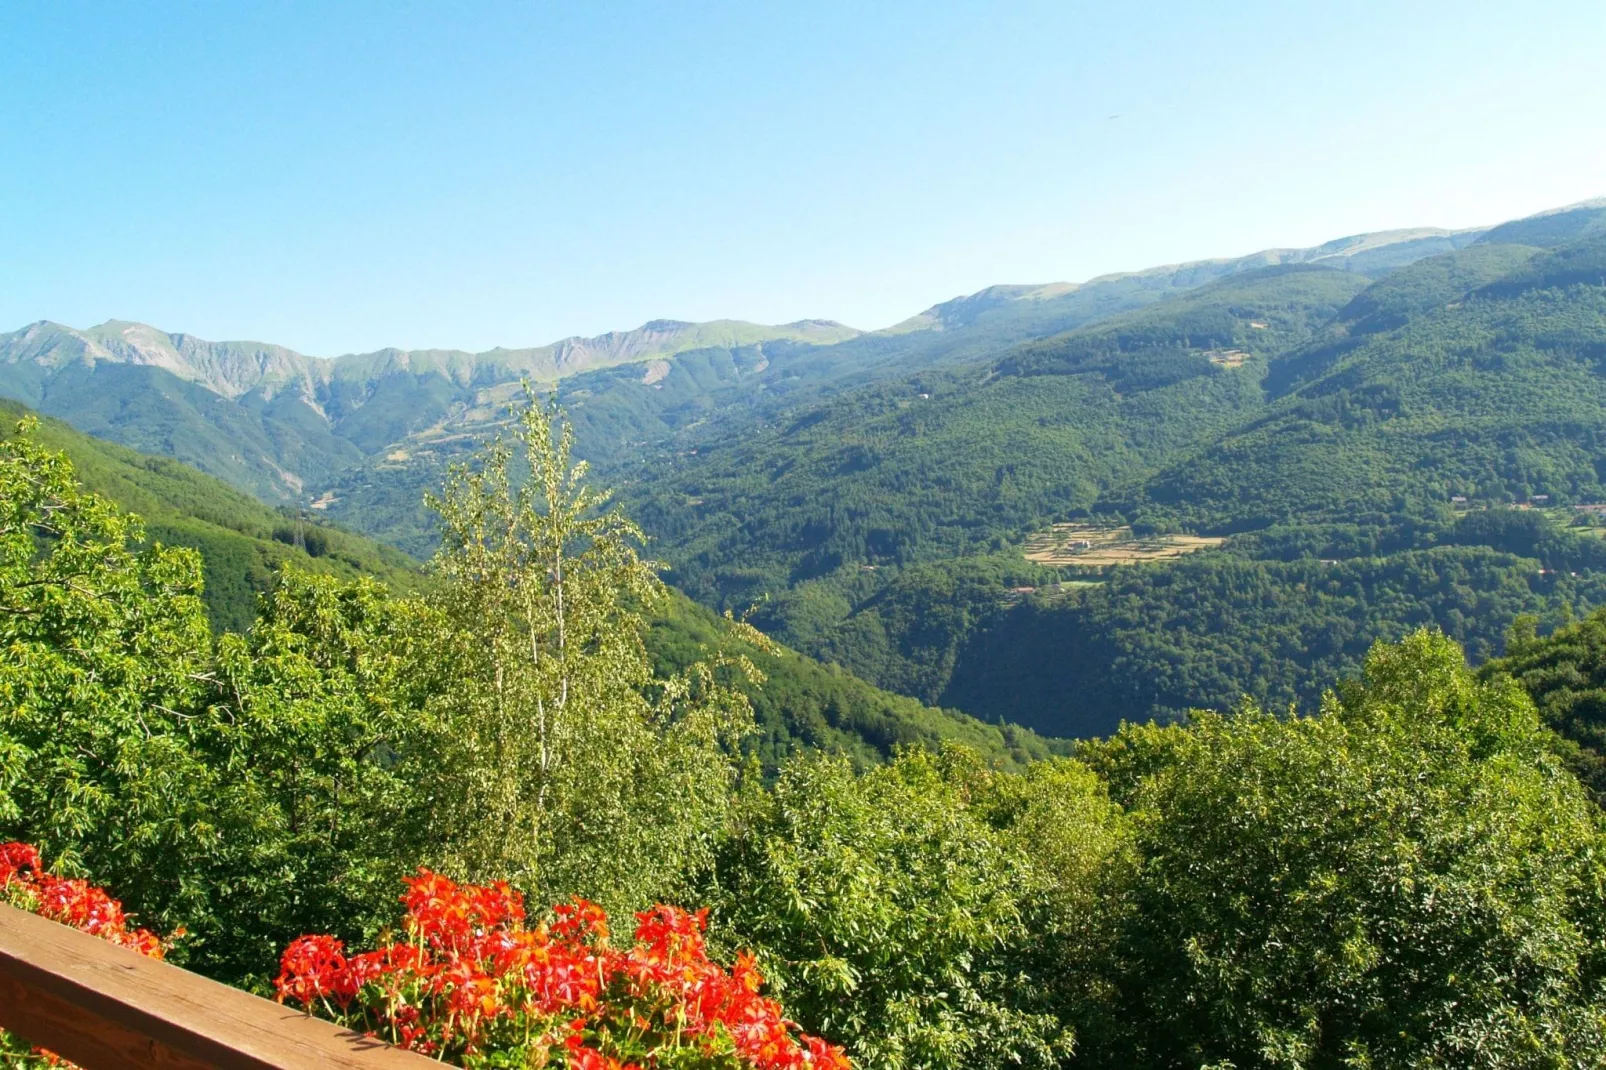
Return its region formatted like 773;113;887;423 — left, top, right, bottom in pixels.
424;387;752;907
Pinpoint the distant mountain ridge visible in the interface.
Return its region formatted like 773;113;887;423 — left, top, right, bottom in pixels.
0;316;860;500
0;199;1598;511
0;316;862;400
0;213;1519;399
883;225;1488;334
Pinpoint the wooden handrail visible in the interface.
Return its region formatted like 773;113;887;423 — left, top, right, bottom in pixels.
0;902;437;1069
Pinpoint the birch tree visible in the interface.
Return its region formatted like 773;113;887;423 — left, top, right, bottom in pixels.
425;388;752;908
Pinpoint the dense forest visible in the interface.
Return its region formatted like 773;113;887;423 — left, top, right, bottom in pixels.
774;508;1606;737
552;220;1606;735
617;266;1367;594
1484;602;1606;805
0;398;421;633
5;407;1606;1068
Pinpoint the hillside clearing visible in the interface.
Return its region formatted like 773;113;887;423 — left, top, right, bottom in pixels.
1024;523;1225;566
1206;348;1252;368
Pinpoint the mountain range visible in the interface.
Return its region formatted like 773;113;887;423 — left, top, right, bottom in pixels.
0;213;1526;511
6;197;1606;739
0;316;859;500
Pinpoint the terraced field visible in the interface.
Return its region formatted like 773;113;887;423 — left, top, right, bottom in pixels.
1023;523;1225;567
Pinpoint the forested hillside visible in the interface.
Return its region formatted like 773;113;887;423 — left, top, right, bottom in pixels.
0;400;419;632
650;595;1066;769
594;208;1606;735
1484;601;1606;805
301;257;1389;557
6;411;1605;1066
618;265;1368;601
0;400;1050;768
1121;236;1606;528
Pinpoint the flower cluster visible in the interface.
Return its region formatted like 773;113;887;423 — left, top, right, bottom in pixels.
276;869;850;1070
0;842;166;957
1;842;171;1068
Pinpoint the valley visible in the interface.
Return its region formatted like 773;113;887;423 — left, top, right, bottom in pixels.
0;402;1050;773
4;200;1606;742
13;10;1606;1067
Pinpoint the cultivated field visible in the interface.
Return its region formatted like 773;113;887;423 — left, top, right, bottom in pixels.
1024;523;1225;566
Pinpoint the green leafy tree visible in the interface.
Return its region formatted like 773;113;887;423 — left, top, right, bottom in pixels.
205;569;445;976
1487;605;1606;805
0;422;438;983
0;418;227;943
1079;630;1606;1069
423;389;754;909
706;745;1126;1070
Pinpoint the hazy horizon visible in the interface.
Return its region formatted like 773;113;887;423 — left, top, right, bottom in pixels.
5;1;1604;355
9;196;1602;359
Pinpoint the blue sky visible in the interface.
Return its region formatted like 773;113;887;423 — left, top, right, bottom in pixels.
3;1;1603;355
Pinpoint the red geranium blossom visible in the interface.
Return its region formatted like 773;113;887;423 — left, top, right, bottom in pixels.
0;841;168;958
0;842;173;1067
276;868;850;1070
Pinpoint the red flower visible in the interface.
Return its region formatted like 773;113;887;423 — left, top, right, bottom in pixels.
0;843;167;960
565;1036;622;1070
552;898;609;943
275;933;348;1005
805;1036;852;1069
0;842;42;887
273;875;849;1070
633;903;709;966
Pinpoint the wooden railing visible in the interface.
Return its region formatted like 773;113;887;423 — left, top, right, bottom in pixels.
0;902;436;1069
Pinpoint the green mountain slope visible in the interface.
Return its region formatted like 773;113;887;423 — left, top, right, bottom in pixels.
1470;199;1606;249
649;595;1067;770
549;227;1486;467
1;398;1054;765
585;227;1606;736
616;266;1370;627
1122;235;1606;529
310;238;1447;555
0;399;419;632
961;237;1606;732
948;537;1606;737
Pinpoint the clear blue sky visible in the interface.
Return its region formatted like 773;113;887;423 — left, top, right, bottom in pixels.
3;1;1603;355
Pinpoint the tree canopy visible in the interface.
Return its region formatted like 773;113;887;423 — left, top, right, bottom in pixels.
4;404;1606;1067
